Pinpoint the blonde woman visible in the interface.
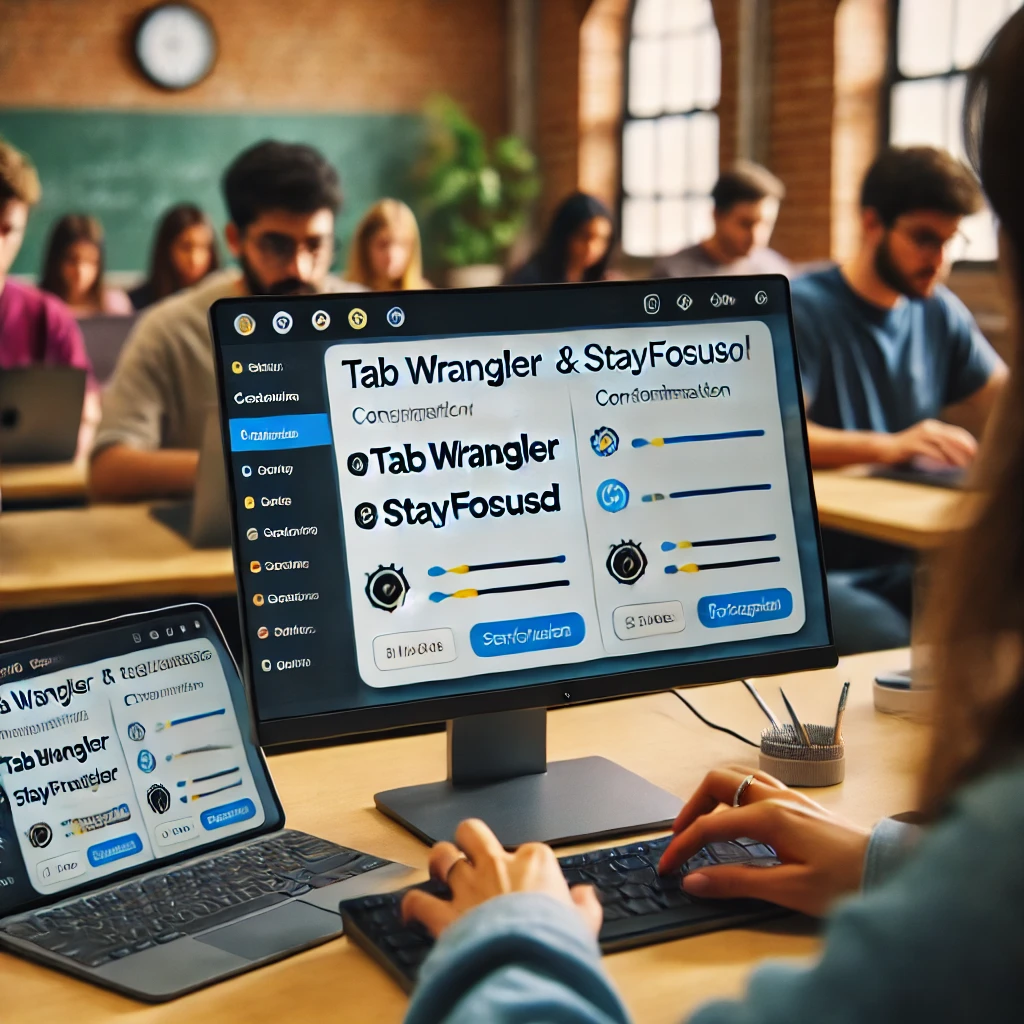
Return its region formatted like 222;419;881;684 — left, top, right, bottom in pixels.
346;199;430;291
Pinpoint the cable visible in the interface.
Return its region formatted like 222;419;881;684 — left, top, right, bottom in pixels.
670;689;760;747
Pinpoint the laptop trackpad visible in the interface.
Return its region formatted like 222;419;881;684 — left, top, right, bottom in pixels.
195;900;340;961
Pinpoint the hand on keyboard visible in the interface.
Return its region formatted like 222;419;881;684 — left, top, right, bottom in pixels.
401;819;602;939
658;767;871;916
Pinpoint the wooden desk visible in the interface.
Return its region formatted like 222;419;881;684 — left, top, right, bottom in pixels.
1;648;922;1023
812;468;969;549
0;459;88;506
0;504;235;608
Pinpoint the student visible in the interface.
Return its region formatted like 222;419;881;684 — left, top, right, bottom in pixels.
0;140;98;454
89;140;362;502
507;192;615;285
129;203;220;310
345;198;430;291
399;12;1024;1020
39;213;133;317
652;162;791;279
794;146;1007;655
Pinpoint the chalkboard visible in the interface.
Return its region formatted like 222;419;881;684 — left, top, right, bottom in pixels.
0;108;423;274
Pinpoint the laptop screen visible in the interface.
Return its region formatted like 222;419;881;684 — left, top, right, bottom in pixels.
209;277;833;741
0;606;282;917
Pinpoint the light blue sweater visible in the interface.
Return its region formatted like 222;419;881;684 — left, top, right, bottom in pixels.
405;764;1024;1023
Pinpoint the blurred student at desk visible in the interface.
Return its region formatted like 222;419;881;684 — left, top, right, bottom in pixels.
0;139;98;455
346;198;431;291
89;140;363;502
793;146;1008;655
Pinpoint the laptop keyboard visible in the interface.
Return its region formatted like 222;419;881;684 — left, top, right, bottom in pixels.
340;835;781;991
0;830;391;969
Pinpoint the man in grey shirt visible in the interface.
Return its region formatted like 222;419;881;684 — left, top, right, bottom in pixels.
89;140;363;502
652;162;791;279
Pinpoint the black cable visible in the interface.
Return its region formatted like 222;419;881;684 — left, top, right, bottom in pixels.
670;689;759;747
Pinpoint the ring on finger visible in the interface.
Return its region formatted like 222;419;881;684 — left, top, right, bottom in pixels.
732;774;755;807
445;854;470;884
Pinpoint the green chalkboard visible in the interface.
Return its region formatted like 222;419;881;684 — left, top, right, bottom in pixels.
0;108;423;274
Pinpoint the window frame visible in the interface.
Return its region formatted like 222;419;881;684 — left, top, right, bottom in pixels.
618;0;722;259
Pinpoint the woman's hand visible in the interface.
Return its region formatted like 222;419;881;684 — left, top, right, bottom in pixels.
401;818;603;939
658;768;871;916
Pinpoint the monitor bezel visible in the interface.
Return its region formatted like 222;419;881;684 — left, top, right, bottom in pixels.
209;276;836;749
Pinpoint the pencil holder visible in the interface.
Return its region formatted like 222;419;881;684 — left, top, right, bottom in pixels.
758;724;845;787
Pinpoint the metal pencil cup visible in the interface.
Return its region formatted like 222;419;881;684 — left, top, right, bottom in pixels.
759;724;845;787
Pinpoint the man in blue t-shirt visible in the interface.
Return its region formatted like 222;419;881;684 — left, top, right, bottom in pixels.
792;146;1007;655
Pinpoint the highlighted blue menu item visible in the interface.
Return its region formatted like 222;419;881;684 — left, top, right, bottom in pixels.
87;832;143;867
697;588;793;628
201;798;256;831
470;613;586;658
229;414;331;452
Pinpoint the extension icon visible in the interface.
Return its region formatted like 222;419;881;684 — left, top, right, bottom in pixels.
590;426;619;457
366;564;410;612
606;540;648;585
596;479;629;513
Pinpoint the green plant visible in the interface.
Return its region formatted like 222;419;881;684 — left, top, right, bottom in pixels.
417;96;540;269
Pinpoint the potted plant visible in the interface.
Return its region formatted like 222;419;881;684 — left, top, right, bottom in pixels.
417;96;540;287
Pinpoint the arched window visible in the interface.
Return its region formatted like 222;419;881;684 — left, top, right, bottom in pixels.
888;0;1022;262
621;0;720;257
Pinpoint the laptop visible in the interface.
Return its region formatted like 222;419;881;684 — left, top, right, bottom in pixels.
150;409;231;548
78;314;137;386
0;366;86;463
0;604;415;1001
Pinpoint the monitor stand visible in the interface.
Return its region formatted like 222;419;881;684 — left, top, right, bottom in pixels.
374;707;681;848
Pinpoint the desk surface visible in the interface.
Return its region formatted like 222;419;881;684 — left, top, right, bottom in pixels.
812;468;969;549
1;648;922;1023
0;459;88;505
0;503;235;608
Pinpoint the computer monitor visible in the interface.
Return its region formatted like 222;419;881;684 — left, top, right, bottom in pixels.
208;277;835;847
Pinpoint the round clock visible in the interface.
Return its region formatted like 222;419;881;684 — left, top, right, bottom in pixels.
134;4;217;91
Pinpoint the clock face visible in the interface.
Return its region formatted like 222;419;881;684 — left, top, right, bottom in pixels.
135;4;217;90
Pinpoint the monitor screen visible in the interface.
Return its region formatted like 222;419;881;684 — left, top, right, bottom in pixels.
0;606;282;917
210;277;833;745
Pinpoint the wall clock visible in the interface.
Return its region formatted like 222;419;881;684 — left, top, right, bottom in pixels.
134;4;217;91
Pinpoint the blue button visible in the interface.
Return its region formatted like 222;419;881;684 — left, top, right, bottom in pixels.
697;588;793;628
87;832;143;867
470;613;586;658
229;413;331;452
201;798;257;831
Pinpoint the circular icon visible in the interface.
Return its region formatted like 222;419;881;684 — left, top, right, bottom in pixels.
138;749;156;774
590;426;619;457
354;501;378;530
246;527;258;541
755;290;768;305
233;314;255;336
676;294;693;311
253;593;264;607
241;465;252;478
250;560;261;573
348;307;368;330
365;564;410;612
386;306;405;328
28;823;52;849
312;309;331;330
244;496;255;509
596;479;629;513
257;626;269;639
643;294;661;315
261;659;272;672
147;784;171;815
127;722;146;742
606;540;648;585
347;452;369;476
231;360;244;374
711;293;722;308
272;310;293;335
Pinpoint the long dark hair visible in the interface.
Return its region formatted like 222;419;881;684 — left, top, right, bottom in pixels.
524;192;614;283
919;7;1024;816
39;213;106;307
143;203;220;302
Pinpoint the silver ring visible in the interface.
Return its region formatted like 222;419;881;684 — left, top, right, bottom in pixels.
732;774;755;807
445;855;469;884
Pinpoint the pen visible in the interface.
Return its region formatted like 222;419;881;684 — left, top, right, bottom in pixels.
742;679;782;729
832;680;850;745
779;687;812;746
